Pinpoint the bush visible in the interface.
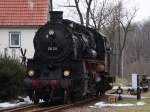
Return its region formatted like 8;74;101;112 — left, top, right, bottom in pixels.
0;55;25;100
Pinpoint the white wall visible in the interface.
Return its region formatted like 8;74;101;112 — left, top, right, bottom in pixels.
0;27;39;59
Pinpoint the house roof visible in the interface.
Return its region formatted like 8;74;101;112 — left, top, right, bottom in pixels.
0;0;48;26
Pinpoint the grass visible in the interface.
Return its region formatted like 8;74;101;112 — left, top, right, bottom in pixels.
100;92;150;112
114;76;129;86
90;76;150;112
96;92;150;112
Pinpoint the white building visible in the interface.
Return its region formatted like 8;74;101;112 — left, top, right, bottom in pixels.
0;0;48;59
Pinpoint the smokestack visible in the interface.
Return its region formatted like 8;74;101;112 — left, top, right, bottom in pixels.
49;11;63;22
48;0;63;22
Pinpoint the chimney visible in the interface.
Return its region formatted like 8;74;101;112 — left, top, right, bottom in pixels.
49;11;63;22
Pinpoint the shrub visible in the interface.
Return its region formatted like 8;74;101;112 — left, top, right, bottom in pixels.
0;55;25;100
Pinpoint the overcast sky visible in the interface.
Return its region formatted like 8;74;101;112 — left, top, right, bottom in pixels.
125;0;150;22
134;0;150;22
53;0;150;23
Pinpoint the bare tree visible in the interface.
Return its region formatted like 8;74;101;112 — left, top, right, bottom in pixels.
74;0;93;26
99;0;137;77
90;0;114;31
66;0;137;77
124;23;148;76
85;0;93;27
117;3;137;77
74;0;84;25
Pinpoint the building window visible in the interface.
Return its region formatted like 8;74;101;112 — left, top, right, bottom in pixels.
9;32;21;48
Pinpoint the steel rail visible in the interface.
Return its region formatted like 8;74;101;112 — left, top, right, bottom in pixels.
0;97;101;112
34;97;99;112
0;104;38;112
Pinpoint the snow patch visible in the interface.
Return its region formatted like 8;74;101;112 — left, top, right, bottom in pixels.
0;102;18;108
94;102;134;108
136;102;145;106
89;101;146;108
0;96;32;108
88;106;94;108
22;96;32;104
112;86;132;90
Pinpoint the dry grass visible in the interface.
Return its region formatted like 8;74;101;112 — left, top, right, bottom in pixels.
90;76;150;112
99;92;150;112
114;77;129;86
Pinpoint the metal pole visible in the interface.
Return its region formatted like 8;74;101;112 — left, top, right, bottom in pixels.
49;0;53;11
137;75;141;100
48;0;53;21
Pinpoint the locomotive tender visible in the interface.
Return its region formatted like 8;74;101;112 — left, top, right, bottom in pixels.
24;11;114;103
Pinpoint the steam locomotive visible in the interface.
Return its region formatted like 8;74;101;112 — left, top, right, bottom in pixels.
24;11;114;103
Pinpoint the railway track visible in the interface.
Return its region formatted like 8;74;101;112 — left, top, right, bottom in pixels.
0;97;100;112
0;104;39;112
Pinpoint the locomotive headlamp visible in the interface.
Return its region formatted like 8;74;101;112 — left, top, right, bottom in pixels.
28;70;34;76
96;76;101;82
64;70;70;77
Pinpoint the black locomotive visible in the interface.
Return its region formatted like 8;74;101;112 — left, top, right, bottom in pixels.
24;11;114;103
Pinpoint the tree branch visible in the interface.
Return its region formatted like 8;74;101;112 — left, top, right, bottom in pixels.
85;0;93;27
74;0;84;25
